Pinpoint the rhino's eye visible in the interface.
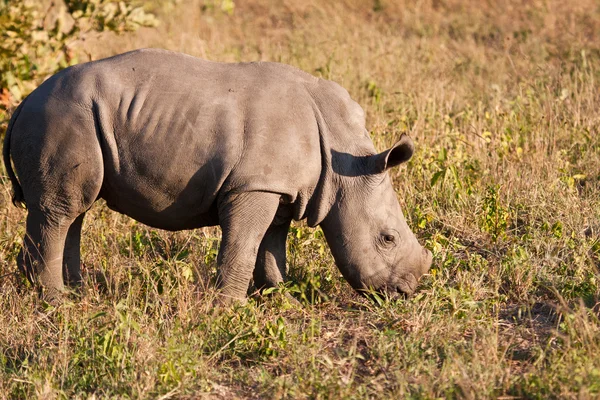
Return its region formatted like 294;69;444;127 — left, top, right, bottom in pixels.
381;233;396;246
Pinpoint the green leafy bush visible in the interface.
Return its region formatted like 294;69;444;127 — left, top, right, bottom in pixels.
0;0;158;128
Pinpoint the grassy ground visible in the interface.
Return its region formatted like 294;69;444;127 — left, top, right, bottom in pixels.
1;0;600;398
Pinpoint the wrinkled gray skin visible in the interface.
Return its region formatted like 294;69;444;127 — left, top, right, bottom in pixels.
3;49;431;303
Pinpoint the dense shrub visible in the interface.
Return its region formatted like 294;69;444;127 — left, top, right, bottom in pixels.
0;0;158;129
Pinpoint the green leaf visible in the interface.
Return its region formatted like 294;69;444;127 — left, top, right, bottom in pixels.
431;169;446;187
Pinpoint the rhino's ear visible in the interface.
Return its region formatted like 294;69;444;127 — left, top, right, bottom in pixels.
369;134;414;174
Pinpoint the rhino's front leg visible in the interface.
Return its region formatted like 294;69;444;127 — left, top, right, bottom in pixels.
253;218;291;290
216;191;281;303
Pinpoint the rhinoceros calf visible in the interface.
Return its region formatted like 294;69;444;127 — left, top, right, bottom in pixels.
3;48;431;303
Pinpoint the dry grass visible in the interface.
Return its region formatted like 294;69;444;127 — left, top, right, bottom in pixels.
1;0;600;398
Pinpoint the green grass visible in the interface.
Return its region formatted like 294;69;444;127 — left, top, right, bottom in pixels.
1;0;600;398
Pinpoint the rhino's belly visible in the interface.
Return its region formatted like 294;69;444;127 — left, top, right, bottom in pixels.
99;156;226;231
102;193;220;231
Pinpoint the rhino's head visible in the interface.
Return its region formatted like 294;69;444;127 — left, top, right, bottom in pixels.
319;134;432;299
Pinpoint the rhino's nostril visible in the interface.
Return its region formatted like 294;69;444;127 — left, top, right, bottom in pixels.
422;247;432;260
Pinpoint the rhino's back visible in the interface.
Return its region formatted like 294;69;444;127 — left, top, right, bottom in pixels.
21;49;325;230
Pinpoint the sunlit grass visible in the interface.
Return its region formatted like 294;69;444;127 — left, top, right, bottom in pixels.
1;0;600;398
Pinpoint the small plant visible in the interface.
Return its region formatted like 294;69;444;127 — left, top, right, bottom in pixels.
201;0;235;15
480;185;510;242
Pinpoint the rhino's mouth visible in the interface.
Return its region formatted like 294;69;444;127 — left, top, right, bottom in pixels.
338;262;420;301
357;272;419;302
394;273;419;296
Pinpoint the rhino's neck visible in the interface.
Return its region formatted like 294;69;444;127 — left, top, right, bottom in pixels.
303;87;374;227
304;110;337;227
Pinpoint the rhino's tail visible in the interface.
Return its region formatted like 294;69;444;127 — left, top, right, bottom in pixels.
3;98;26;208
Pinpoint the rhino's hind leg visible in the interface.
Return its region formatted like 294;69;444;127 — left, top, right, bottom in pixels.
62;213;86;287
18;209;75;301
13;126;103;300
253;219;291;290
216;191;281;303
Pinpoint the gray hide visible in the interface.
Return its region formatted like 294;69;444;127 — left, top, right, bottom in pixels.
3;49;431;303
